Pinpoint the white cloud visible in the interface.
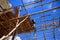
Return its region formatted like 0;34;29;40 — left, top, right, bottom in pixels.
8;36;22;40
14;36;22;40
9;3;12;7
8;36;13;40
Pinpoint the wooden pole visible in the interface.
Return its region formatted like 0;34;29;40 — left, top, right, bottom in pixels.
12;7;20;40
0;16;28;40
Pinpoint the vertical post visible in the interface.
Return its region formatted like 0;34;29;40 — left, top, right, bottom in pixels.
43;30;46;40
21;0;28;14
52;18;56;40
12;31;16;40
40;0;46;40
11;6;21;40
34;30;36;40
58;17;60;31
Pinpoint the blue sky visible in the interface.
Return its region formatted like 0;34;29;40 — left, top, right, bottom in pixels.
8;0;60;40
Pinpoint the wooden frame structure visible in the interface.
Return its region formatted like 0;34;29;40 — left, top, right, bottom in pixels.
0;7;36;40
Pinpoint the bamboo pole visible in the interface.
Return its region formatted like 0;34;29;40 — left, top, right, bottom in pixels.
1;6;60;23
0;16;28;40
12;7;20;40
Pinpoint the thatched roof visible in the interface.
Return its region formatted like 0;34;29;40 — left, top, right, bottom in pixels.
0;8;36;38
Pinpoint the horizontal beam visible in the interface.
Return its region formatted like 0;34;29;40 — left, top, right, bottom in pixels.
1;6;60;23
30;6;60;16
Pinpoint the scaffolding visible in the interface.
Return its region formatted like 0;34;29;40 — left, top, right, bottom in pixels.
0;0;60;40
